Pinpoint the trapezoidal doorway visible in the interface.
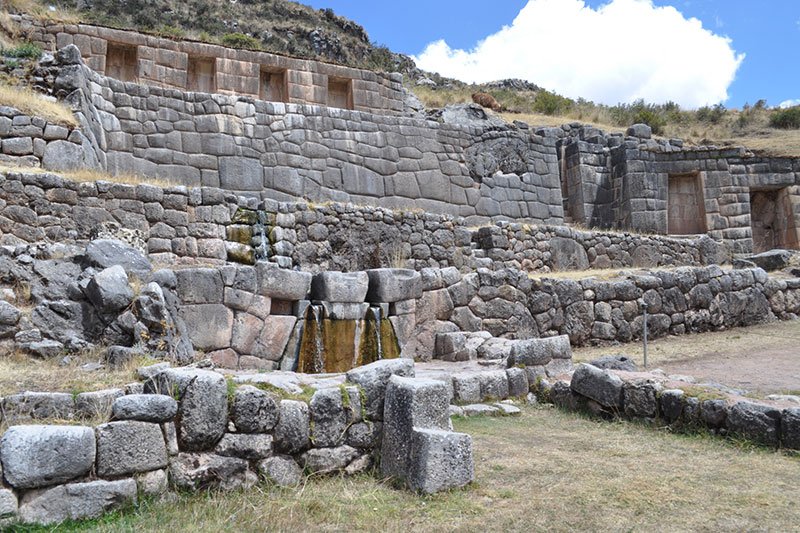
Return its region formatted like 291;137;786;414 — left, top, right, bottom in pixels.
668;172;707;235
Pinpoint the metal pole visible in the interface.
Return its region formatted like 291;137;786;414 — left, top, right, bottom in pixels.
642;302;649;369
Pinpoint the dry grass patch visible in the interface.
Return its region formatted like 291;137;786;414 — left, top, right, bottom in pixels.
29;407;799;532
573;319;800;369
0;83;78;126
5;0;80;24
0;349;155;396
0;164;174;188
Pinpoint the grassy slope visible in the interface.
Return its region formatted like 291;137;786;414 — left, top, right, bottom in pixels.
413;84;800;157
14;407;798;532
6;0;408;72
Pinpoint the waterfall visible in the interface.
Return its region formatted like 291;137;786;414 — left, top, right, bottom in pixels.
371;307;383;361
255;210;270;260
311;305;324;373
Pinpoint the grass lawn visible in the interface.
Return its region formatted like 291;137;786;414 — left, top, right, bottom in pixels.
14;406;798;532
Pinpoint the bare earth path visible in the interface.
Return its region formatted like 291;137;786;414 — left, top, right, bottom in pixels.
573;320;800;395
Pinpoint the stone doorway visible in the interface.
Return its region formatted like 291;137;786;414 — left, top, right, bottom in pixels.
667;172;706;235
750;188;799;253
105;42;138;82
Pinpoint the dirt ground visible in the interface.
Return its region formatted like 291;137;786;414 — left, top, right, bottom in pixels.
573;320;800;395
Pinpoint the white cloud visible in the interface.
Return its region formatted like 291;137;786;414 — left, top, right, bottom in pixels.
779;99;800;108
413;0;744;108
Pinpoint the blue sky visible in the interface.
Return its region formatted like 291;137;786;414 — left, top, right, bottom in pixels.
304;0;800;109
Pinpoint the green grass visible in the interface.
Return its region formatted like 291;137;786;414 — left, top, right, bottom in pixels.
9;407;797;532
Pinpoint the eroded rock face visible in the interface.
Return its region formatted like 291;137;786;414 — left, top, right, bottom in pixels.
111;394;178;423
0;425;96;489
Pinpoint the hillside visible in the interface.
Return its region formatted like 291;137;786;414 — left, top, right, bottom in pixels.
5;0;414;72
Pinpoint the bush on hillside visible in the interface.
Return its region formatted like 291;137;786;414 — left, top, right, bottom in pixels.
221;32;261;50
695;104;726;124
533;90;574;115
1;42;41;59
769;106;800;129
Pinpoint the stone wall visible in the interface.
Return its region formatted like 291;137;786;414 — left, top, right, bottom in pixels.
15;16;405;115
31;51;563;224
556;124;800;256
0;360;474;525
418;264;800;356
543;364;800;450
0;170;718;272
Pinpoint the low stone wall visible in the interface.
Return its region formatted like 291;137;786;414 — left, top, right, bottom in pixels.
0;360;474;526
416;265;800;356
542;363;800;450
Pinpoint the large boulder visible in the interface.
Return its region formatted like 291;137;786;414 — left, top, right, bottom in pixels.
589;355;637;372
85;239;151;277
300;445;360;474
84;265;134;314
507;335;572;367
407;428;474;494
549;237;590;271
570;363;624;409
111;394;178;423
145;368;228;451
255;263;312;300
782;408;800;450
746;250;792;272
214;433;274;461
626;123;652;138
345;358;415;420
273;400;310;454
231;385;279;433
17;479;137;526
168;453;255;492
311;271;369;303
726;402;781;446
309;387;349;447
365;269;423;302
381;376;450;481
0;425;96;489
257;455;302;487
95;421;168;477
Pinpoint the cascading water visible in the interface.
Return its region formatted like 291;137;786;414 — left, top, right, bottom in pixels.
296;304;400;374
371;307;383;361
255;210;270;261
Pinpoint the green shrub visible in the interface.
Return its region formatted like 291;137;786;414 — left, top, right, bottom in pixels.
221;32;261;50
533;90;574;115
769;106;800;129
695;104;726;124
154;25;186;40
2;42;42;59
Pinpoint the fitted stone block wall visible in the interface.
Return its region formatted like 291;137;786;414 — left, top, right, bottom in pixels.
36;59;564;224
14;16;405;115
554;125;800;255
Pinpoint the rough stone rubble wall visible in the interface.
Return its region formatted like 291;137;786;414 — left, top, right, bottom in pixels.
413;264;800;358
0;171;717;273
15;16;405;115
0;359;472;525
